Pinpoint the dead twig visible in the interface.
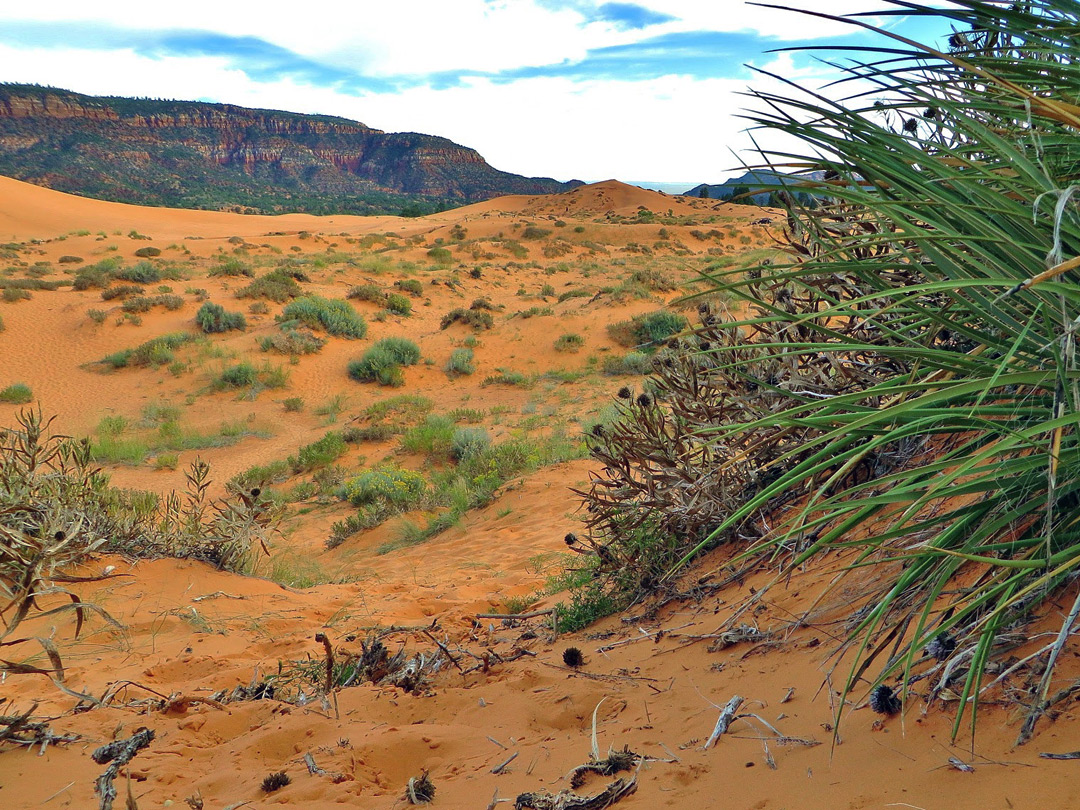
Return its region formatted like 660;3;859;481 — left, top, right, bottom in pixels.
92;727;155;810
702;696;744;750
492;752;519;774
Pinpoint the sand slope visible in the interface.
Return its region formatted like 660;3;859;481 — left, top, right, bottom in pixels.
1;178;1075;810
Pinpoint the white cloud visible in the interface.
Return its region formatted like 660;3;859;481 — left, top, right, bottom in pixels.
0;42;834;183
0;1;889;75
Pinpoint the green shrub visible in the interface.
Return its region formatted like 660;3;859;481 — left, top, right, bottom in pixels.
0;383;32;404
607;310;687;349
440;308;494;330
208;257;253;277
114;262;161;284
258;329;326;355
101;284;144;301
290;431;347;473
237;270;302;302
450;427;491;461
396;279;424;296
217;362;259;388
280;296;367;338
101;333;196;369
58;255;83;264
344;467;427;508
427;247;452;263
283;397;304;412
400;415;455;459
602;351;653;375
445;348;475;377
346;284;388;304
385;293;412;316
522;226;552;240
2;288;30;303
196;301;247;333
348;337;421;385
554;333;585;352
133;247;161;258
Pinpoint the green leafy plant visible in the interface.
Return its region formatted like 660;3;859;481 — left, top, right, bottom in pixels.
279;295;367;338
196;301;247;333
575;0;1080;744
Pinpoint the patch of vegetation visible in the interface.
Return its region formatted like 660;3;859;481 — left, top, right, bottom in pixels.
279;295;367;338
554;333;585;352
195;301;247;333
258;328;326;355
100;332;198;369
444;347;475;377
440;308;494;330
0;383;32;404
601;351;654;376
348;337;421;386
237;270;303;303
606;309;688;349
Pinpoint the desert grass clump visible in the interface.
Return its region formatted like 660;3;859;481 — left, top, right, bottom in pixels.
100;332;197;369
289;431;347;473
440;307;494;330
0;383;32;404
258;328;326;355
195;301;247;333
280;295;367;338
444;347;475;377
385;292;412;316
554;333;585;352
237;269;303;303
348;337;421;386
606;309;687;350
100;284;145;301
114;261;161;284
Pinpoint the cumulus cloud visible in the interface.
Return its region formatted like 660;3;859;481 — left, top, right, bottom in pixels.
0;1;941;183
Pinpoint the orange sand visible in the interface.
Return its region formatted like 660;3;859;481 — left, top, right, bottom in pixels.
2;177;1074;810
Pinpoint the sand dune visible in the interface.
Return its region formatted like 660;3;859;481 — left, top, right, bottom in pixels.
2;178;1072;810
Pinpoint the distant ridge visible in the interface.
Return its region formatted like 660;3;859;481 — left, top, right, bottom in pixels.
684;169;825;204
0;84;582;215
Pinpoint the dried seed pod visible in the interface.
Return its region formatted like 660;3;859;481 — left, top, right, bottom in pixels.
869;685;901;716
261;772;291;793
562;647;585;668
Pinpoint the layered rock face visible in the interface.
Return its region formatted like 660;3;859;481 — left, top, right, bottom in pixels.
0;84;578;213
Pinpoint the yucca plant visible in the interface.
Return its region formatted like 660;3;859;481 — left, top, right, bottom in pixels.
698;0;1080;744
576;0;1080;743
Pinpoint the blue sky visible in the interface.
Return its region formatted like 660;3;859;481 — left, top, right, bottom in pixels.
0;1;953;185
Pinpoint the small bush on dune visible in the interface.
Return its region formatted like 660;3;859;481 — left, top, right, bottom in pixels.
607;310;687;349
445;348;475;377
440;308;494;330
280;295;367;338
450;427;490;461
237;270;303;303
344;467;427;508
196;301;247;333
348;337;421;386
258;329;326;355
289;431;347;473
208;257;254;277
602;351;654;376
554;333;585;352
396;279;424;296
385;293;412;316
0;383;32;404
346;284;388;304
101;284;145;301
114;261;161;284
